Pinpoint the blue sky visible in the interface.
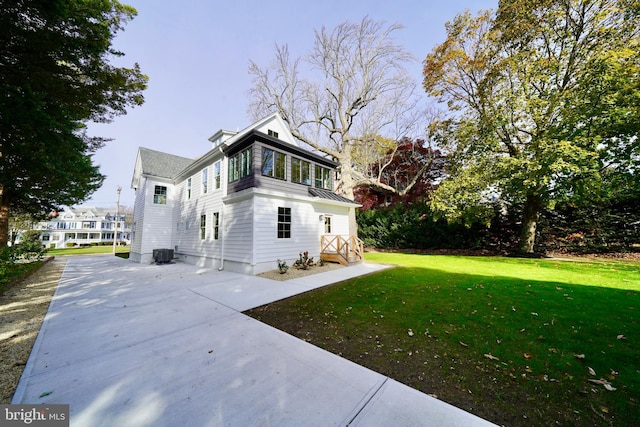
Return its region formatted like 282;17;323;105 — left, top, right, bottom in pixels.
86;0;498;208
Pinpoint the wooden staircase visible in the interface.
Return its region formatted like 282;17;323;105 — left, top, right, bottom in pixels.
320;235;364;266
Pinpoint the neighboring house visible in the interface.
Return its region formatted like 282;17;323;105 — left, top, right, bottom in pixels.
130;113;362;274
34;206;131;248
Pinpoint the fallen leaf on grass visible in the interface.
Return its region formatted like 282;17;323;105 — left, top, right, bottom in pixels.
617;334;626;340
408;329;414;337
588;367;596;376
459;341;468;347
484;353;499;361
574;353;586;360
523;353;531;359
588;378;617;391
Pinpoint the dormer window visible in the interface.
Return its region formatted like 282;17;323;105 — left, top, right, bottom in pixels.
267;129;279;138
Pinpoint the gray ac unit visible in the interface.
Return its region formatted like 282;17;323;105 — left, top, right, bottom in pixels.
153;248;173;264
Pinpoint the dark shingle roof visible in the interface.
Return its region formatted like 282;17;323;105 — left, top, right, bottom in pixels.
308;188;359;205
139;147;194;179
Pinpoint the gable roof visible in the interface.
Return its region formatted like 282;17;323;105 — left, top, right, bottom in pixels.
138;147;194;179
222;112;298;149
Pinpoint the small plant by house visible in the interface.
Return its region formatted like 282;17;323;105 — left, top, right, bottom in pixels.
277;259;289;274
293;251;315;270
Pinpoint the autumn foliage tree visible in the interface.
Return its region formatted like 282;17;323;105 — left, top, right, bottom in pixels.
355;137;446;209
423;0;640;253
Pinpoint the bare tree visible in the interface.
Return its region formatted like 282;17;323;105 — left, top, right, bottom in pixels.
249;17;433;233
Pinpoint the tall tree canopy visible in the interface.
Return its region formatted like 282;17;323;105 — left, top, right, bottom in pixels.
249;17;433;233
423;0;640;253
0;0;147;246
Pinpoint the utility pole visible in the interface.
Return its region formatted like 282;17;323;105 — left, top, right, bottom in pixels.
112;186;121;254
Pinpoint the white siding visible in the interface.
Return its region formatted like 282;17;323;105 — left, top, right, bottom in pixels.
252;194;333;273
224;198;254;265
318;203;351;236
129;176;147;261
254;114;298;146
133;177;177;263
174;175;225;265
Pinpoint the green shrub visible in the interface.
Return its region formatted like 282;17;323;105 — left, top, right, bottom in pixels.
357;203;495;250
293;251;315;270
277;259;289;274
11;230;45;261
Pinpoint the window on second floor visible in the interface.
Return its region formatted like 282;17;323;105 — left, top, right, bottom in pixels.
202;168;209;194
262;148;286;180
315;165;332;190
214;161;221;189
291;157;311;185
186;177;192;200
154;186;167;204
229;147;252;182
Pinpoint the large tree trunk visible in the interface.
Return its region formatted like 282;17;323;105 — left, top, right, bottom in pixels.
335;149;359;237
519;193;542;253
0;185;9;248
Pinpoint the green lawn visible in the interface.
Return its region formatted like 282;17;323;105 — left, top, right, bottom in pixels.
246;253;640;426
45;245;129;256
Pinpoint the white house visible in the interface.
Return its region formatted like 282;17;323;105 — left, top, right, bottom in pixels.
129;113;362;274
34;206;131;248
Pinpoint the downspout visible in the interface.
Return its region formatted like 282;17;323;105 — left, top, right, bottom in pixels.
218;206;225;271
218;145;226;271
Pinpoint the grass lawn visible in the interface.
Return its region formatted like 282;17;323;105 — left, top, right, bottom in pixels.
245;253;640;426
45;246;129;256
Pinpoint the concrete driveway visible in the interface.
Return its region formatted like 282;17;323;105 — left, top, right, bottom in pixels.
13;256;495;426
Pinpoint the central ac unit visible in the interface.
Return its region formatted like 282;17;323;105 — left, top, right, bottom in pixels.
153;248;173;264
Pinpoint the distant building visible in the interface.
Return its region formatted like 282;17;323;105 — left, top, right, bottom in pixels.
35;206;131;248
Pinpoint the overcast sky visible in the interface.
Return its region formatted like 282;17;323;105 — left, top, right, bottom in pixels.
85;0;498;208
